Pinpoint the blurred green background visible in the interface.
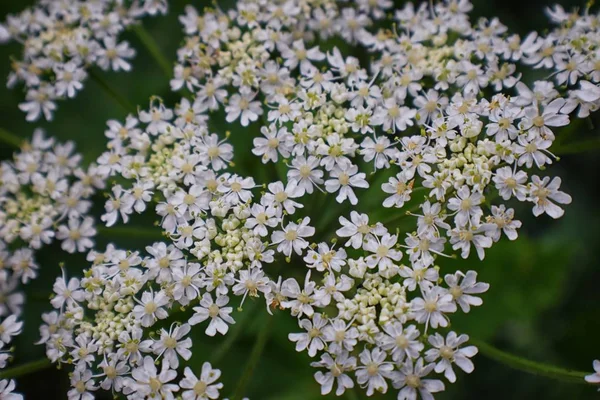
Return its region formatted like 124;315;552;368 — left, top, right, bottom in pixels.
0;0;599;399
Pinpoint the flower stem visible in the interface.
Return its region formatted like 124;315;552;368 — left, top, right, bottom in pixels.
230;315;272;400
0;359;52;379
553;137;600;156
0;127;24;149
345;388;360;400
96;225;163;240
211;302;257;365
131;24;172;79
469;337;592;385
88;69;137;114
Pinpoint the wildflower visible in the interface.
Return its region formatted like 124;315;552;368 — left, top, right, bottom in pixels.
189;294;235;336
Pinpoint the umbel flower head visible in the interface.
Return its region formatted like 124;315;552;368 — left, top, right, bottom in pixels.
0;128;102;400
0;129;104;267
39;98;491;400
0;0;598;398
0;0;168;122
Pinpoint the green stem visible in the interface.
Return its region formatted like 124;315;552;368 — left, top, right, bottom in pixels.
88;69;136;114
0;359;52;379
96;225;163;240
345;388;360;400
469;337;592;385
132;24;172;78
0;127;24;149
380;187;428;227
553;138;600;156
231;316;272;400
211;302;257;365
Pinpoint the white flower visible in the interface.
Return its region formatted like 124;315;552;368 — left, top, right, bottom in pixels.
322;318;359;353
486;205;522;241
55;62;86;99
180;363;223;400
18;86;56;121
116;327;153;365
225;87;263;127
289;313;328;357
445;271;489;313
172;263;203;305
311;351;356;396
153;323;193;369
493;167;528;201
263;181;303;215
56;217;96;253
585;360;600;387
376;323;424;363
132;290;170;327
336;211;386;249
189;294;235;336
197;134;234;171
355;347;394;396
252;125;293;163
67;368;96;400
98;357;129;392
382;172;413;208
449;224;493;260
364;233;402;273
360;136;396;170
393;358;445;400
528;176;572;219
51;275;84;309
519;98;569;140
412;286;457;329
372;98;416;132
128;356;179;399
281;272;317;317
0;379;23;400
287;156;324;196
97;37;135;72
232;268;271;305
325;165;369;205
281;39;325;74
447;185;484;226
271;217;315;257
0;315;22;345
425;331;478;383
304;243;347;272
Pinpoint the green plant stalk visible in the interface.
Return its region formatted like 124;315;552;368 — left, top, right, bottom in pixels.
231;316;273;400
345;388;360;400
211;302;257;365
0;359;51;379
88;69;136;114
553;137;600;155
469;337;592;385
96;225;164;240
132;24;172;78
0;127;24;148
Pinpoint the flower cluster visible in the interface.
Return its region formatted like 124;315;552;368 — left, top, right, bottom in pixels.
171;0;584;275
1;129;104;269
0;312;24;400
34;92;479;399
0;281;24;400
24;0;600;398
39;100;276;399
0;129;104;399
0;0;168;122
